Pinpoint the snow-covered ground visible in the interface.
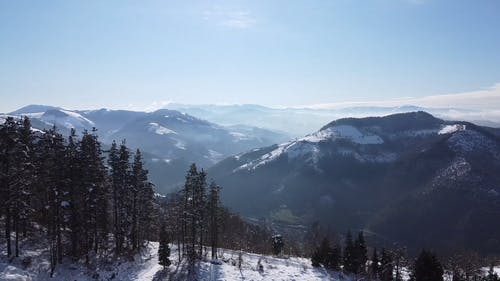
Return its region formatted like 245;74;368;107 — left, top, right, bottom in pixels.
1;242;350;281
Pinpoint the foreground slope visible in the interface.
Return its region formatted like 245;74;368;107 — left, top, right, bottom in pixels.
0;242;348;281
209;112;500;253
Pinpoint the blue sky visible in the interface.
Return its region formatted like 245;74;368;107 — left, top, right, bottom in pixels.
1;0;499;112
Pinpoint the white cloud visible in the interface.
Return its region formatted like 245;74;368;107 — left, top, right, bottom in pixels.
203;6;256;29
303;83;500;111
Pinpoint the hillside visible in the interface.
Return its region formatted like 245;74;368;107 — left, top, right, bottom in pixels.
209;112;500;254
0;242;350;281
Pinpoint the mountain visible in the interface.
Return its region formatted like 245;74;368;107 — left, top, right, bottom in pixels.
209;112;500;254
166;103;500;137
4;105;289;193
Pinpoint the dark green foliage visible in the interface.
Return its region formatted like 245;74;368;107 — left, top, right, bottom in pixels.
343;230;356;273
0;117;157;268
486;264;499;281
371;248;380;279
354;231;367;274
311;237;342;270
272;234;284;256
158;225;171;268
380;248;394;281
412;250;443;281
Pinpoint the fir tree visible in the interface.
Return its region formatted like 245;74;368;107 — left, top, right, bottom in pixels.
371;248;380;279
208;181;221;260
343;230;355;273
412;250;443;281
272;234;284;256
354;231;368;274
486;264;499;281
380;248;394;281
158;225;171;269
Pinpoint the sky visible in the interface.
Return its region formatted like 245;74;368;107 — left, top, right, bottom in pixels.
1;0;500;113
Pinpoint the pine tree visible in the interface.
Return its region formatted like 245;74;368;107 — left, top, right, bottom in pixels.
371;248;380;279
272;234;284;256
343;230;355;273
413;250;443;281
183;163;199;263
330;243;342;271
65;128;82;259
208;181;221;260
158;225;171;269
36;126;67;274
354;231;367;274
131;149;152;250
78;129;108;257
380;248;394;281
486;264;499;281
0;117;19;258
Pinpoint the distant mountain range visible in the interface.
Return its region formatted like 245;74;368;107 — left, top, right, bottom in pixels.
3;105;290;193
166;103;500;137
208;111;500;254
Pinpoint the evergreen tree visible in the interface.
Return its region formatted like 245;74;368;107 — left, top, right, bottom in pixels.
158;225;171;269
208;181;221;260
183;164;199;263
330;243;342;271
486;264;499;281
354;231;368;274
0;117;19;257
78;129;108;257
412;250;443;281
272;234;284;256
371;248;380;279
131;149;155;251
343;230;356;273
380;248;394;281
37;126;67;274
311;247;322;267
65;128;82;259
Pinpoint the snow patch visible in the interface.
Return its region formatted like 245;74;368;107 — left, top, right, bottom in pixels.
439;124;466;135
148;122;177;135
301;125;383;145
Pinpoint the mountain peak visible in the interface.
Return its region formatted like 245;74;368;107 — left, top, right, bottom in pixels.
321;111;442;132
9;104;62;115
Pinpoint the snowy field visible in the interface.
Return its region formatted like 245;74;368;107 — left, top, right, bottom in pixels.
0;242;350;281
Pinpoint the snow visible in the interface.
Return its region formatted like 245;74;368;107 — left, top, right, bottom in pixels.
300;125;383;145
148;122;177;135
438;124;466;135
235;125;387;171
1;242;354;281
447;129;500;158
39;110;94;129
173;139;187;150
205;149;224;163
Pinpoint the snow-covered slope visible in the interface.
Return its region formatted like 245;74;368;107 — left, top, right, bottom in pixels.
0;242;351;281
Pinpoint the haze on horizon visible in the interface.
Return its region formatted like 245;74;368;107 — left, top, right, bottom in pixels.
1;0;500;113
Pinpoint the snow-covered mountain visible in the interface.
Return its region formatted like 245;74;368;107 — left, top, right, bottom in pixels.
209;112;500;254
166;103;500;137
3;105;289;193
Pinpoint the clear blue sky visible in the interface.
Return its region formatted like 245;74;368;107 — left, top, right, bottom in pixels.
1;0;499;112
